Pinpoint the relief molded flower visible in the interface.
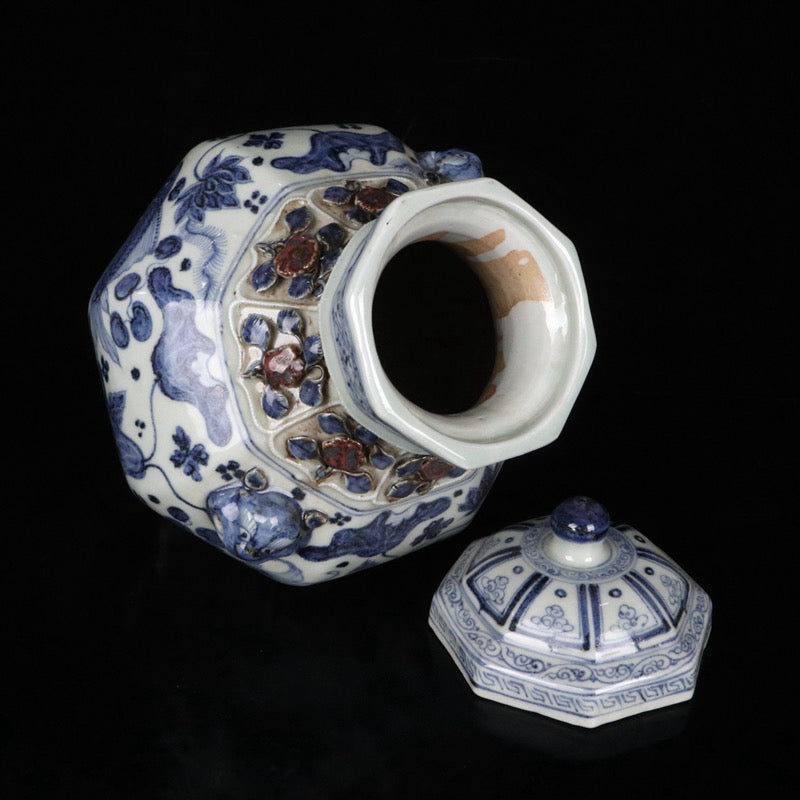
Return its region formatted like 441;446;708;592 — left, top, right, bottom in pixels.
321;178;409;225
286;412;394;495
251;205;347;300
386;456;466;501
241;309;324;419
174;154;252;224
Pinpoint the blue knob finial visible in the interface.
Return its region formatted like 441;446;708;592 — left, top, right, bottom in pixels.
550;496;610;543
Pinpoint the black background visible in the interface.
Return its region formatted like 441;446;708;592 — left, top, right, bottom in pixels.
7;3;795;797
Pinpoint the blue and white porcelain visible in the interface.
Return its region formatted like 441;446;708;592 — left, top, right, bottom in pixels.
429;497;712;727
89;124;595;585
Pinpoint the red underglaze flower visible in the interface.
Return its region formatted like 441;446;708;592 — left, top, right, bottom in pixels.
274;233;320;277
320;436;368;474
262;345;305;388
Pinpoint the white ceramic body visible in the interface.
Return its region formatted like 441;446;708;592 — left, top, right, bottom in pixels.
89;124;595;584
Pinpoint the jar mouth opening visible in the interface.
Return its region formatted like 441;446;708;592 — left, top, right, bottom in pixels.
320;178;595;468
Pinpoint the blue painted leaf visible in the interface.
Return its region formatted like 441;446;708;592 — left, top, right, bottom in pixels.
322;186;352;204
285;206;312;232
299;379;322;406
396;457;426;477
252;260;277;291
277;309;303;335
347;207;371;224
114;273;140;300
317;223;346;247
155;235;182;260
353;425;377;445
386;179;409;195
448;466;467;478
345;473;373;494
288;273;314;299
386;480;418;500
167;506;190;523
320;247;342;272
303;335;322;365
287;436;319;460
130;302;152;342
318;413;348;435
172;426;190;450
262;386;289;418
242;314;270;348
110;312;129;347
369;448;394;470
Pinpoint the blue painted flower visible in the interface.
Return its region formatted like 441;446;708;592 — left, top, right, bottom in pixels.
243;132;285;150
174;154;252;224
169;426;209;481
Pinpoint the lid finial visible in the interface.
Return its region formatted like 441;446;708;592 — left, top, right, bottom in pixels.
550;496;610;543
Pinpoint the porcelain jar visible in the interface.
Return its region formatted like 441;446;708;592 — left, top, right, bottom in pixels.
89;124;595;585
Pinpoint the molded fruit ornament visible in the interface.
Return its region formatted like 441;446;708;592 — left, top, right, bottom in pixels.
429;497;712;727
89;124;596;585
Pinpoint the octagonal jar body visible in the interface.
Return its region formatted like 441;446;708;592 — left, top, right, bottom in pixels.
89;124;594;585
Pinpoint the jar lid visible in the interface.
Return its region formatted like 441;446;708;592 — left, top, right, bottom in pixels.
429;497;712;727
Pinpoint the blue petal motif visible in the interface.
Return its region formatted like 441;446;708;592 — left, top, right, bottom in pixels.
262;385;289;418
252;260;277;291
299;379;322;407
347;207;371;224
316;223;346;246
277;309;303;335
114;273;141;300
288;273;314;299
155;235;183;260
287;436;319;460
242;314;270;348
385;179;410;195
168;506;190;523
318;413;348;435
396;457;426;478
353;425;377;445
303;335;322;365
345;473;373;494
386;480;418;500
369;448;394;470
130;302;152;342
285;206;312;232
322;186;352;204
110;312;129;348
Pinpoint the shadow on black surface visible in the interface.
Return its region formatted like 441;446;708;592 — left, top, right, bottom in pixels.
473;698;691;761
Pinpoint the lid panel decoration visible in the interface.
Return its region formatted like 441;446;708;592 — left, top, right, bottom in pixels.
429;497;712;727
89;124;595;585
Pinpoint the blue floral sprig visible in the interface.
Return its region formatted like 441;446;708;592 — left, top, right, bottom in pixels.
174;154;252;224
243;132;285;150
170;426;209;481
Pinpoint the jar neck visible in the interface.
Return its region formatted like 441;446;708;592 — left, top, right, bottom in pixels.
319;178;595;469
